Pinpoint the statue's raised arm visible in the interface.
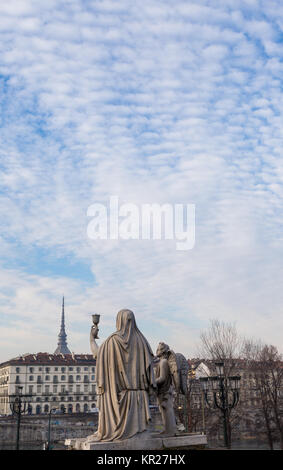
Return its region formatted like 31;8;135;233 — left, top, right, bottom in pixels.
90;325;99;358
90;314;100;359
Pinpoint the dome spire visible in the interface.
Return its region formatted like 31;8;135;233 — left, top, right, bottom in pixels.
54;296;71;355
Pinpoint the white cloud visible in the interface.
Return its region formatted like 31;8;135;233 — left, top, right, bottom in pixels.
0;0;282;362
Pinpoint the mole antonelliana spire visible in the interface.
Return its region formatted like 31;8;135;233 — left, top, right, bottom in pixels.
54;296;71;355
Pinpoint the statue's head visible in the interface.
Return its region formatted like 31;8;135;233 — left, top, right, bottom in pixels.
156;342;170;358
116;309;136;331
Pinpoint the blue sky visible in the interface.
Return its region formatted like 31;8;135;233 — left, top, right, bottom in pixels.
0;0;283;362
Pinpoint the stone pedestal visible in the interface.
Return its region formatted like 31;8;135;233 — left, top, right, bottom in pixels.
65;432;207;450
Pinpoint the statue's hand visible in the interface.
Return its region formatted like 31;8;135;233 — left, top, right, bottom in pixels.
91;325;99;339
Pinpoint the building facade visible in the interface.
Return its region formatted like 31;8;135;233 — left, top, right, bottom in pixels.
0;298;98;416
0;352;96;415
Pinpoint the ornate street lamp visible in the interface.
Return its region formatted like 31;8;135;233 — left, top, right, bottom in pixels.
199;362;241;449
9;387;32;450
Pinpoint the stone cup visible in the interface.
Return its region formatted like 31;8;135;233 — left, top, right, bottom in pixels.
92;314;100;325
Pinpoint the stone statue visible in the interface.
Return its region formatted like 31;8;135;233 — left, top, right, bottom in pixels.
89;309;156;442
154;343;190;435
155;342;179;436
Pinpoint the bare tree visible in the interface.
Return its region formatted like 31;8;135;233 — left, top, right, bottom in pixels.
200;319;242;365
242;339;283;449
199;319;243;448
242;339;274;449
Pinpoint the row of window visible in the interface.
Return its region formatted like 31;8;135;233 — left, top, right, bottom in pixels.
34;395;95;402
27;384;95;393
26;374;95;382
14;366;95;373
28;403;96;414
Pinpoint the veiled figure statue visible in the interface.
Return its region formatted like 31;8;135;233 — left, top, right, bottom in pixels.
89;309;156;442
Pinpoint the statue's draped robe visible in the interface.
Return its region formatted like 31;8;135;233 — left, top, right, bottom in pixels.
95;310;156;441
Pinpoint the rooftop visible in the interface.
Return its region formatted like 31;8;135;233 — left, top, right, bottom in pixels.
0;352;96;368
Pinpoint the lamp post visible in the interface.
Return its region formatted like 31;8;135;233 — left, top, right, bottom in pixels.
199;362;241;449
9;387;32;450
46;408;57;450
201;387;206;435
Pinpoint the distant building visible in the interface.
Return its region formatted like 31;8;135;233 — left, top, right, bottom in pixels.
0;353;96;415
0;298;96;416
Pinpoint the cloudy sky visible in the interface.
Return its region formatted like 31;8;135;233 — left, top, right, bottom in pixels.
0;0;283;362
